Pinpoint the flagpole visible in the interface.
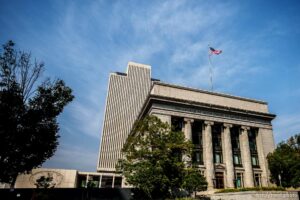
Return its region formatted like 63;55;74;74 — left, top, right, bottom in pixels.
208;53;214;91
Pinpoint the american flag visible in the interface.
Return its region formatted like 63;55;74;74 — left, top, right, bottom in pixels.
209;47;222;55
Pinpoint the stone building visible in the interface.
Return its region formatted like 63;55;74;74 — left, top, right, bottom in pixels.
97;62;276;190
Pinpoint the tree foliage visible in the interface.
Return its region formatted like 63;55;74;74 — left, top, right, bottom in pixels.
182;168;207;197
267;134;300;188
117;115;207;199
0;41;74;185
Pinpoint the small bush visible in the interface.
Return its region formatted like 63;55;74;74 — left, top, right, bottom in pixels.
216;186;285;193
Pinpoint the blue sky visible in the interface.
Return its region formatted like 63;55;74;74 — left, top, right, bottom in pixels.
1;0;299;171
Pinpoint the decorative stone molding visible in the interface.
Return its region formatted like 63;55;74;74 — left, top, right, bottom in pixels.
223;123;233;128
204;120;214;126
241;126;250;131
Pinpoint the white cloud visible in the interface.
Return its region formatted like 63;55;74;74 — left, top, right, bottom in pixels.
273;113;300;143
43;144;98;171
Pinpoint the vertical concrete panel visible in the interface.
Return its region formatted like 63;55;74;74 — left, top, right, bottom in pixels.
98;62;152;172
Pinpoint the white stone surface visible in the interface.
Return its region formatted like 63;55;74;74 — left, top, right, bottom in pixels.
223;124;235;188
151;83;269;113
204;121;215;190
240;126;254;187
15;168;77;188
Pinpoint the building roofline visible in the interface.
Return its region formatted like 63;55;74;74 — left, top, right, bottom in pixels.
154;82;268;105
138;95;276;122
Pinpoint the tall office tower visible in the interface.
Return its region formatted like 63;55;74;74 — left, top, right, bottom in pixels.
97;62;155;173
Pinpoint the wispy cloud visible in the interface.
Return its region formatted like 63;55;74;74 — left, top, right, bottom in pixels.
273;113;300;143
43;144;98;171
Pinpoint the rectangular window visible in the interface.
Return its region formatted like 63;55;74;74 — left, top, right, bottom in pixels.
235;173;243;188
254;173;261;187
114;177;122;188
192;121;202;146
77;175;87;188
171;116;184;132
233;153;242;166
251;155;259;167
101;176;113;188
213;124;223;164
248;128;258;152
214;153;222;164
192;149;203;164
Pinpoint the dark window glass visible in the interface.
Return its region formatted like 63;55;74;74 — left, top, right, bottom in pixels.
248;129;257;152
77;175;87;188
192;121;202;146
114;177;122;188
101;176;113;188
192;149;203;164
212;124;222;163
231;127;240;150
171;116;184;132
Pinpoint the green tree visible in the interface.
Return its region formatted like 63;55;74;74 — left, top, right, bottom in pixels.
0;41;74;186
182;168;207;197
267;134;300;188
117;115;207;199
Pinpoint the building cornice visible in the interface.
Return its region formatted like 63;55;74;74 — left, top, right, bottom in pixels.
154;82;268;105
139;95;276;121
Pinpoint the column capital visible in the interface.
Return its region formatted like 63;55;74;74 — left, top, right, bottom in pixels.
241;126;250;131
184;118;194;123
204;121;214;126
223;123;233;128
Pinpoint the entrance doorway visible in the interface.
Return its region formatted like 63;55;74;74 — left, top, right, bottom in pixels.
215;172;224;189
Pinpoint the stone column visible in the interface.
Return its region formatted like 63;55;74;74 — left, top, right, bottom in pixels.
204;121;215;190
183;118;194;166
223;123;235;188
184;118;194;141
256;129;268;187
240;126;254;187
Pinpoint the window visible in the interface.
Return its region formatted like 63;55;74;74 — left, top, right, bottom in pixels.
77;175;87;188
171;116;184;132
235;173;243;188
233;153;242;166
231;127;240;150
251;155;259;167
114;177;122;188
212;124;223;164
254;173;261;187
249;128;259;167
192;121;203;165
231;127;242;166
192;121;202;146
214;152;222;164
192;149;203;164
248;129;257;152
101;176;113;188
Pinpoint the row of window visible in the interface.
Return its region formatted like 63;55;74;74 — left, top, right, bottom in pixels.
214;172;262;189
172;117;260;167
77;175;122;188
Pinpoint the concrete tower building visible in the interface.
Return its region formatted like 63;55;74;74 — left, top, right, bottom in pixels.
97;62;156;173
